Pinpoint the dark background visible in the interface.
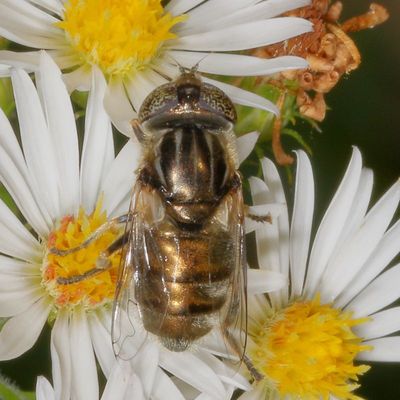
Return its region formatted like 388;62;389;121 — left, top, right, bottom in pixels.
1;1;399;398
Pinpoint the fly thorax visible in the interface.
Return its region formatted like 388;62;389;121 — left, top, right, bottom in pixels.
151;126;231;225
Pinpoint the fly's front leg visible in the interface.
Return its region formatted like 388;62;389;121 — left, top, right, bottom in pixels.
56;230;130;285
49;214;131;256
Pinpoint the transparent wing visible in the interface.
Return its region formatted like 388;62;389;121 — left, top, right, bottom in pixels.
218;173;248;367
111;183;148;360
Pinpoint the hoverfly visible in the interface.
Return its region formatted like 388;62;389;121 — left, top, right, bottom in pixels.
50;68;264;379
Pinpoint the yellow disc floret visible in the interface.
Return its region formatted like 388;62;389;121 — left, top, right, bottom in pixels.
58;0;185;76
249;296;371;400
43;199;121;310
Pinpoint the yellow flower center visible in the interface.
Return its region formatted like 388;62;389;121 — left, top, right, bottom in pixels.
249;296;371;400
42;200;121;310
58;0;185;76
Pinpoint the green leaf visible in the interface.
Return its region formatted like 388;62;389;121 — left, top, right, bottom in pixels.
0;374;33;400
0;78;15;118
282;128;313;155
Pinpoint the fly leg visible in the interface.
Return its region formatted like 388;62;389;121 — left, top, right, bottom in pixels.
244;205;272;224
55;230;130;285
131;118;146;143
222;329;264;382
48;214;130;256
48;213;131;285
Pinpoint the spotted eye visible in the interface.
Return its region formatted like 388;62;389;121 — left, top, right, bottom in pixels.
139;82;177;122
199;83;236;123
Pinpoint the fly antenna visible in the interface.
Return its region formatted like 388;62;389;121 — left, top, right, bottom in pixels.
168;55;187;74
190;52;211;73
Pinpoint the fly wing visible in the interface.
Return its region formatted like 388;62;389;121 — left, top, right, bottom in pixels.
111;183;148;360
217;173;248;367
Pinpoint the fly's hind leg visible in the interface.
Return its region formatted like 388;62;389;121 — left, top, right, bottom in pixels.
222;329;264;382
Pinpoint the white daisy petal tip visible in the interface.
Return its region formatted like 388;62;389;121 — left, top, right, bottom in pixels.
236;131;259;165
36;376;55;400
247;269;287;295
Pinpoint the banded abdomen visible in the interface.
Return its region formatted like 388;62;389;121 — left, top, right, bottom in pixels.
136;219;235;351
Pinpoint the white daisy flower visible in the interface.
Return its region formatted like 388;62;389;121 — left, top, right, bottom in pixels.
241;148;400;400
0;0;312;134
0;51;286;400
0;50;141;400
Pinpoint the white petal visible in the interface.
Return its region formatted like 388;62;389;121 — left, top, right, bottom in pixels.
245;203;285;233
0;296;51;360
36;51;80;215
320;179;400;302
236;132;259;165
250;179;281;308
261;158;290;304
88;311;115;379
303;147;363;298
166;0;204;15
159;351;225;400
0;144;50;236
123;371;146;400
247;269;287;295
29;0;63;15
238;381;266;400
330;168;373;253
36;376;55;400
80;68;113;212
0;2;64;49
62;65;92;92
151;369;185;400
101;139;141;217
125;70;166;113
193;350;251;391
47;49;81;70
1;0;60;27
290;151;314;298
0;256;39;275
104;78;137;137
179;0;257;31
191;0;310;32
0;145;50;237
336;218;400;308
0;198;42;261
170;51;307;76
131;342;159;398
357;337;400;362
70;307;99;400
12;67;61;220
171;18;312;52
101;361;135;400
0;281;43;317
347;263;400;317
354;307;400;340
0;104;54;235
204;77;279;115
51;310;71;400
0;50;39;72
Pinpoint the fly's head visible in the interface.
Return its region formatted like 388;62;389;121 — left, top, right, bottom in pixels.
138;70;236;131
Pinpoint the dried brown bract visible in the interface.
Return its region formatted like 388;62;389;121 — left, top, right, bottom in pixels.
254;0;389;165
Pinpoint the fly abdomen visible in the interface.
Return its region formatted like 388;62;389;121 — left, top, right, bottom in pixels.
135;219;235;351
